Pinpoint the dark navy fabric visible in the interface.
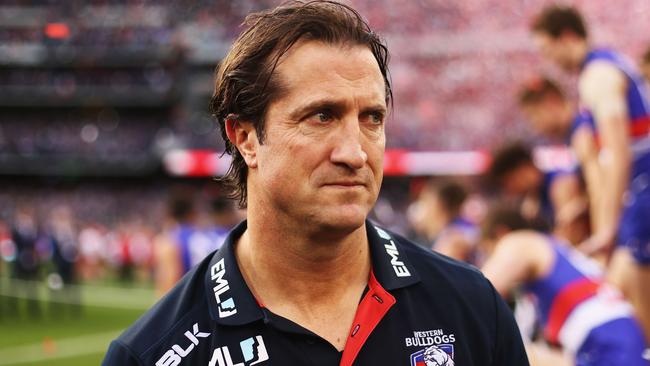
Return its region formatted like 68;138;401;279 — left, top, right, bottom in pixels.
102;220;529;366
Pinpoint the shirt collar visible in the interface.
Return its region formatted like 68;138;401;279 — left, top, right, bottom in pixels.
365;221;421;290
204;220;263;325
204;220;420;325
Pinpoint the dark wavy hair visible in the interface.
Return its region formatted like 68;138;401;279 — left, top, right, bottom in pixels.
531;5;588;39
209;0;392;208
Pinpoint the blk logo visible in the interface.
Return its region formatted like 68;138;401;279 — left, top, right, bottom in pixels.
209;335;269;366
155;323;211;366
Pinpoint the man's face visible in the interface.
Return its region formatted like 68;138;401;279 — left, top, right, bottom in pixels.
250;40;387;233
522;97;571;139
641;59;650;83
533;32;579;72
414;189;447;235
501;164;541;196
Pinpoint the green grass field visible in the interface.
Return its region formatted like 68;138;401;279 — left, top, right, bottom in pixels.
0;279;155;366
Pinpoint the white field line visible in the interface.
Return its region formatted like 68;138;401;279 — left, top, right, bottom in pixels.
0;330;119;365
0;277;155;310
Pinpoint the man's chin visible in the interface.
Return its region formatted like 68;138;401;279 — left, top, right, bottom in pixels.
312;206;369;234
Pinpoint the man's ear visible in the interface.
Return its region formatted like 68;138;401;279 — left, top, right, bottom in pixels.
225;118;258;168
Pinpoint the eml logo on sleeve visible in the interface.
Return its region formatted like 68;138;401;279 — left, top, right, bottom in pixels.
209;335;269;366
211;258;237;318
375;226;411;277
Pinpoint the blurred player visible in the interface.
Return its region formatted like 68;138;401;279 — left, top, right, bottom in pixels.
641;47;650;83
206;196;239;246
531;5;650;340
412;179;481;263
45;205;80;317
486;142;586;243
481;205;648;366
10;205;43;318
153;196;198;296
154;195;229;296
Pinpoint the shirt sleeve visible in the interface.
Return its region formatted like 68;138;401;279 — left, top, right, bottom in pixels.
102;340;142;366
490;282;530;366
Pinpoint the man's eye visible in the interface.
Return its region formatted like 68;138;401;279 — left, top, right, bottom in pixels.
368;112;385;125
311;111;333;123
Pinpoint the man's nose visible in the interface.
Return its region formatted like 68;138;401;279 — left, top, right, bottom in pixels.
329;117;368;170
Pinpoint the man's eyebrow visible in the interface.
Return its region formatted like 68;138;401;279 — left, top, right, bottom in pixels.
288;99;387;120
361;104;388;115
288;99;345;120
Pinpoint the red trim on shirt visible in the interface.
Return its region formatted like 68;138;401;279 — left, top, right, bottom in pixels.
339;271;396;366
630;115;650;138
544;278;600;344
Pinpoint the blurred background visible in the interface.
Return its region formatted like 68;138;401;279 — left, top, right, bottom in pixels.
1;1;649;365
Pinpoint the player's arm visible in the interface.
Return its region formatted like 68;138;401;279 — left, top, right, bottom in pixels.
550;172;587;229
549;173;581;218
578;62;632;254
481;232;539;297
154;234;182;298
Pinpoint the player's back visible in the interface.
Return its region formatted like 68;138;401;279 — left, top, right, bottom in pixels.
524;237;646;363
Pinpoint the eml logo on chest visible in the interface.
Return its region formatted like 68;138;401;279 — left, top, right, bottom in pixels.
209;335;269;366
375;226;411;277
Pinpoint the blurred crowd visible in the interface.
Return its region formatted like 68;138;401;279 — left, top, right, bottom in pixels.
2;1;650;151
0;113;160;158
0;182;245;321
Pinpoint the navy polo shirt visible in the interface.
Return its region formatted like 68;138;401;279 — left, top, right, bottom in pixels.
103;220;529;366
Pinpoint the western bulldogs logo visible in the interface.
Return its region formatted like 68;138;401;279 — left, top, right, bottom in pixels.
407;329;456;366
410;345;454;366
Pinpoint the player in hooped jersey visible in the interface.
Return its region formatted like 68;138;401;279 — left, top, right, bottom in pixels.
530;5;650;340
481;206;648;366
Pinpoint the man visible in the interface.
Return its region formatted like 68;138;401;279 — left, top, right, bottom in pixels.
530;5;650;340
411;179;482;264
480;206;648;366
206;196;240;247
154;194;229;297
10;205;43;319
153;195;199;296
641;47;650;83
517;77;574;142
103;2;529;365
486;142;585;242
